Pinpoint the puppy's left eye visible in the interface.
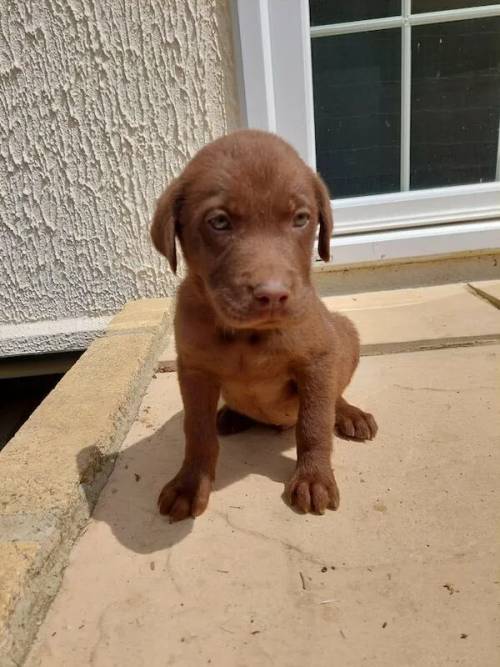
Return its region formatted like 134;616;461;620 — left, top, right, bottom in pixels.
292;211;310;228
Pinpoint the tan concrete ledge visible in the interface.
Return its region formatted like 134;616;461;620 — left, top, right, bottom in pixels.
25;345;500;667
2;283;499;665
469;279;500;310
157;283;500;368
312;251;500;296
0;298;173;667
325;283;500;353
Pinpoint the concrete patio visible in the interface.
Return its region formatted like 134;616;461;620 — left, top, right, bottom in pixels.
7;281;500;666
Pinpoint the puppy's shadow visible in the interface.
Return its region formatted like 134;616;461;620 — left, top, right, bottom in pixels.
77;410;297;555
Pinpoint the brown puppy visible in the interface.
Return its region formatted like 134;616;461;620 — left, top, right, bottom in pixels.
151;130;377;521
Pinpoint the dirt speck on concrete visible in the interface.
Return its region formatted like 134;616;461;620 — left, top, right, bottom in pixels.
443;583;458;595
373;500;387;512
157;361;177;373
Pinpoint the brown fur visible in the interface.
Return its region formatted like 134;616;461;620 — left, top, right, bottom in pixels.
151;130;377;521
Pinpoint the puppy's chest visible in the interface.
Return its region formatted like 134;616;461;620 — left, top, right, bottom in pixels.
217;337;288;380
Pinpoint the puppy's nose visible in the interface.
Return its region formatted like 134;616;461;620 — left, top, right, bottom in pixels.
253;281;289;307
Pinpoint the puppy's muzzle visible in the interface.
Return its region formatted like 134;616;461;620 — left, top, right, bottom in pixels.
252;281;290;310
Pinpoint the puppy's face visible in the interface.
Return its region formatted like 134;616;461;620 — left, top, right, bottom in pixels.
151;131;333;329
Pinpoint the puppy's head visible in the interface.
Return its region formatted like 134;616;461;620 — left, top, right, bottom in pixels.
151;130;333;329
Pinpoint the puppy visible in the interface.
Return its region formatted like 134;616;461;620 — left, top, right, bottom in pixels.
151;130;377;521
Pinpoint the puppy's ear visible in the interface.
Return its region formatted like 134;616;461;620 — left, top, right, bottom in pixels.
314;173;334;262
150;178;183;274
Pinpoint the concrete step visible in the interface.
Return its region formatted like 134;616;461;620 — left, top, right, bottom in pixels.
25;344;500;667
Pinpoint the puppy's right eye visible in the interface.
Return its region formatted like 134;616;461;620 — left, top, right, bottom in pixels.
207;212;231;231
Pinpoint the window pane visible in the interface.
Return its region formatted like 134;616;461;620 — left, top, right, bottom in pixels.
411;17;500;190
311;30;401;198
412;1;498;13
310;1;401;26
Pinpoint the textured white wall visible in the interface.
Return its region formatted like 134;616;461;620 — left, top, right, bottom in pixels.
0;0;239;354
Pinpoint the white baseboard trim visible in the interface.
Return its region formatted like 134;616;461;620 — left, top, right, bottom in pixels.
0;315;112;358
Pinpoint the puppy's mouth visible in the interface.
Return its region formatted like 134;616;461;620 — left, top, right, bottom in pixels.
218;305;290;329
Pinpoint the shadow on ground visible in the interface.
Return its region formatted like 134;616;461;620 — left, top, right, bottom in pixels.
77;409;299;554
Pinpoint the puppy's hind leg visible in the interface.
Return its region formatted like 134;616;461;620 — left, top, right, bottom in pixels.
216;406;258;436
326;312;377;442
335;396;378;442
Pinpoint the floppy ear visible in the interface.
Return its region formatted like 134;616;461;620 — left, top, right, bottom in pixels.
150;177;183;274
314;173;334;262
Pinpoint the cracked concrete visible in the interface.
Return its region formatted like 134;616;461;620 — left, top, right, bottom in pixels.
25;340;500;666
0;280;497;666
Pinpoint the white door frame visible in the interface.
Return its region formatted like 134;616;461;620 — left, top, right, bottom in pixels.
233;0;500;265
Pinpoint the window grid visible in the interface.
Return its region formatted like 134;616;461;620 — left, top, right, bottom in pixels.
402;0;412;190
310;2;500;190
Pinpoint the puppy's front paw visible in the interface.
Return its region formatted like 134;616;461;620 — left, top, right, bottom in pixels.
286;465;340;514
158;466;212;522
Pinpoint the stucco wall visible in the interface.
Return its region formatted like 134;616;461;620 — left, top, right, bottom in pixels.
0;0;240;355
